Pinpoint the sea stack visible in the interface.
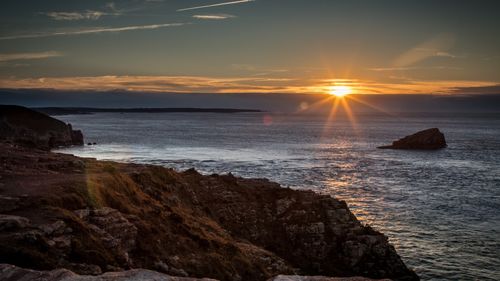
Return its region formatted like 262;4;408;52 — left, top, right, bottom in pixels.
378;128;447;150
0;105;84;150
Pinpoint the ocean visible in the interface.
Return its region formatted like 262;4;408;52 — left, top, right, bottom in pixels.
55;111;500;281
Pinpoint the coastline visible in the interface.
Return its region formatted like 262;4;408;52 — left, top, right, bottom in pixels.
0;142;418;281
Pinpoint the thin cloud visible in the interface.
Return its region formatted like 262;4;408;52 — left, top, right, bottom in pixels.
193;14;236;20
178;0;254;12
369;66;462;72
1;75;497;95
449;84;500;94
43;2;123;21
0;23;188;40
368;67;417;72
44;11;112;21
0;51;63;62
434;51;457;58
0;75;302;94
105;2;118;11
394;34;456;67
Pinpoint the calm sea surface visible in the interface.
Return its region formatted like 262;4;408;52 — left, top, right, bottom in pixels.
56;112;500;281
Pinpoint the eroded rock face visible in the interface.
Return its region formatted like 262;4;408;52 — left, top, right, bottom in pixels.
0;143;418;281
74;207;138;265
378;128;446;150
0;105;83;150
188;175;415;279
0;264;218;281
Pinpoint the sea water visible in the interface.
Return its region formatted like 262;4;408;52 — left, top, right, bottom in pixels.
56;112;500;281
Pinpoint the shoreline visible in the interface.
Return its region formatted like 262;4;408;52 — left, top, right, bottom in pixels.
0;142;418;280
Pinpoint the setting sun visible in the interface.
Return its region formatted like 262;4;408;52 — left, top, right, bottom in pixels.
329;85;352;97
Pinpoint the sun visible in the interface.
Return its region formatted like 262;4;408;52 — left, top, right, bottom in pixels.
329;85;352;97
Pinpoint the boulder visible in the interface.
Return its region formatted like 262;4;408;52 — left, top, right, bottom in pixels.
0;264;390;281
268;276;391;281
0;215;30;231
0;264;218;281
378;128;446;150
74;207;138;260
0;105;83;150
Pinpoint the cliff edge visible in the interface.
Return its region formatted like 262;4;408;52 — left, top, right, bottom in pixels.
0;142;418;281
0;105;83;150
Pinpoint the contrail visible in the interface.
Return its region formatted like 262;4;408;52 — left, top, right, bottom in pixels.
177;0;254;12
0;23;188;40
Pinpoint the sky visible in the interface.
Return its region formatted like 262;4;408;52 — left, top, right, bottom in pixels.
0;0;499;95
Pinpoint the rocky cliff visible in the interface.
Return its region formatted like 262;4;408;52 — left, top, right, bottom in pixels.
0;142;418;281
0;105;83;150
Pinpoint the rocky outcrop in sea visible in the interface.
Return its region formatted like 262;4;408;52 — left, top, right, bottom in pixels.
378;128;446;150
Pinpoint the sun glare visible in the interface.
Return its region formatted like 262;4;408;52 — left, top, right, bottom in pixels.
329;85;352;97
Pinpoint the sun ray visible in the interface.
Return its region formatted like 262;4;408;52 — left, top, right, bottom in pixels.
295;94;335;113
346;95;398;117
340;97;359;133
320;96;342;140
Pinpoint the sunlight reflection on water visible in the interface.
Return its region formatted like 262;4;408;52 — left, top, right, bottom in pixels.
56;112;500;281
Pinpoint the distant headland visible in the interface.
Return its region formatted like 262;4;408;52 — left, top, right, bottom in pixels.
33;107;263;116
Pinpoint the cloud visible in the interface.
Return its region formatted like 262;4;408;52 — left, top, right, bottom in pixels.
394;34;456;67
368;66;462;72
0;75;302;94
0;51;63;62
43;2;123;21
0;75;497;95
0;23;188;40
434;51;457;58
368;67;417;72
449;84;500;94
193;14;236;20
178;0;254;12
44;11;112;21
105;2;118;11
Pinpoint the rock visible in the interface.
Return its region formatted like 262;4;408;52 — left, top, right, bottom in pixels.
39;220;67;235
0;105;84;150
74;207;138;265
378;128;446;150
0;195;20;212
268;276;391;281
0;215;30;231
0;264;218;280
69;125;84;145
154;261;170;273
68;263;102;275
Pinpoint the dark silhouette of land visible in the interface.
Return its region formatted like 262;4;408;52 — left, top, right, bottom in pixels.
0;105;83;149
33;107;262;116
